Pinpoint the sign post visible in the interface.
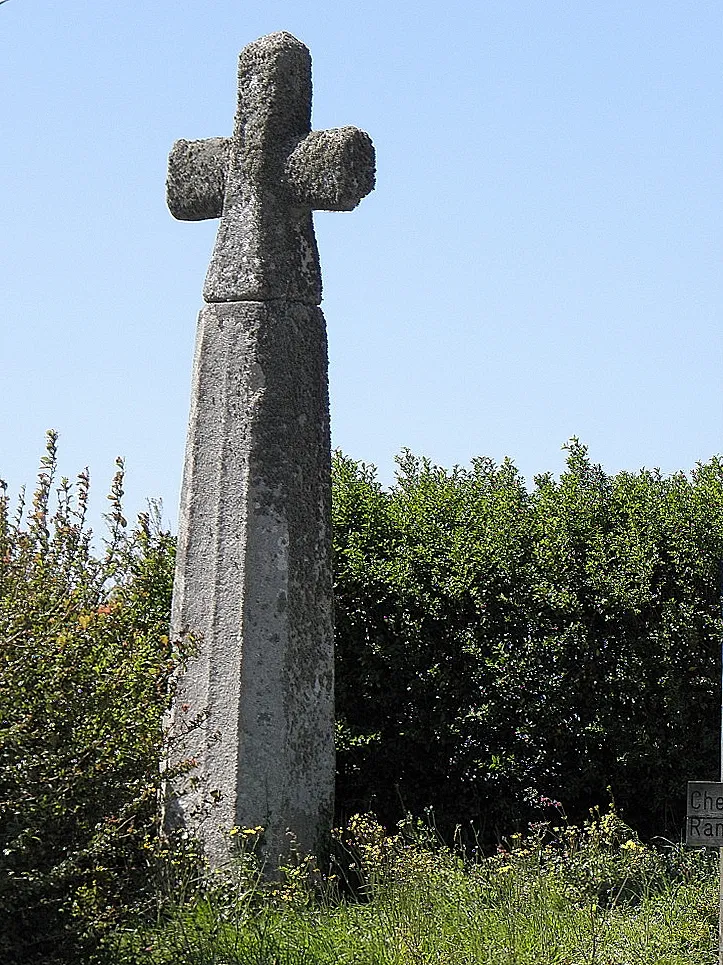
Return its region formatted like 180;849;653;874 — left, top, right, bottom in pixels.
686;562;723;964
686;783;723;964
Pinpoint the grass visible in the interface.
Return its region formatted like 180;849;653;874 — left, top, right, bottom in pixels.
106;808;720;965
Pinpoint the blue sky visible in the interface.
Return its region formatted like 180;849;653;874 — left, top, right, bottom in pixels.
1;0;721;533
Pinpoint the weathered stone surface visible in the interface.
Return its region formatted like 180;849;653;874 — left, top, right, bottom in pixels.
166;30;374;868
166;31;375;303
167;138;230;221
168;127;374;222
168;300;334;865
286;127;375;211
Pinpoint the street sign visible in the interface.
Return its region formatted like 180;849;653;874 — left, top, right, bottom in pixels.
686;782;723;846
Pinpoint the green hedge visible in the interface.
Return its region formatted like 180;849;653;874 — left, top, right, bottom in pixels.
0;432;181;964
3;435;723;961
333;440;723;840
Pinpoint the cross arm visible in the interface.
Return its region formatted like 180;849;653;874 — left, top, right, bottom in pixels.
286;127;375;211
167;124;374;225
167;137;231;221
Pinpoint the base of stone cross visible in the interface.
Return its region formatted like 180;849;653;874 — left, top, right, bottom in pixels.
166;299;335;870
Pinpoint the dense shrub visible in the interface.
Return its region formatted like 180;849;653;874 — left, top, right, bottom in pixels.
333;441;723;840
0;432;182;964
3;433;723;961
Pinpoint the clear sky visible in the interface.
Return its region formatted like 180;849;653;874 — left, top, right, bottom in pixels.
1;0;721;533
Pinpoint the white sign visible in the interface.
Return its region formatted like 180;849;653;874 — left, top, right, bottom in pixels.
686;782;723;847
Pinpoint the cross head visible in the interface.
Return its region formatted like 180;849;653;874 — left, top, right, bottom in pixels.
166;31;375;304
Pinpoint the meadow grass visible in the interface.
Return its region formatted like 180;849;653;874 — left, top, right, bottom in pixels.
109;809;720;965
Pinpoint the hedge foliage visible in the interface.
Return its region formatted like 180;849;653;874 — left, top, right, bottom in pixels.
333;440;723;840
3;435;723;961
0;432;181;964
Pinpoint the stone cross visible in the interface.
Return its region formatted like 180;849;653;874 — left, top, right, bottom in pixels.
165;31;375;868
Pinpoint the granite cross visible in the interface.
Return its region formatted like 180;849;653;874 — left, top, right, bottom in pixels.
166;32;375;304
165;31;375;869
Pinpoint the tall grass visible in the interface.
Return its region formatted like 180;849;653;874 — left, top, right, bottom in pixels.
108;805;719;965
